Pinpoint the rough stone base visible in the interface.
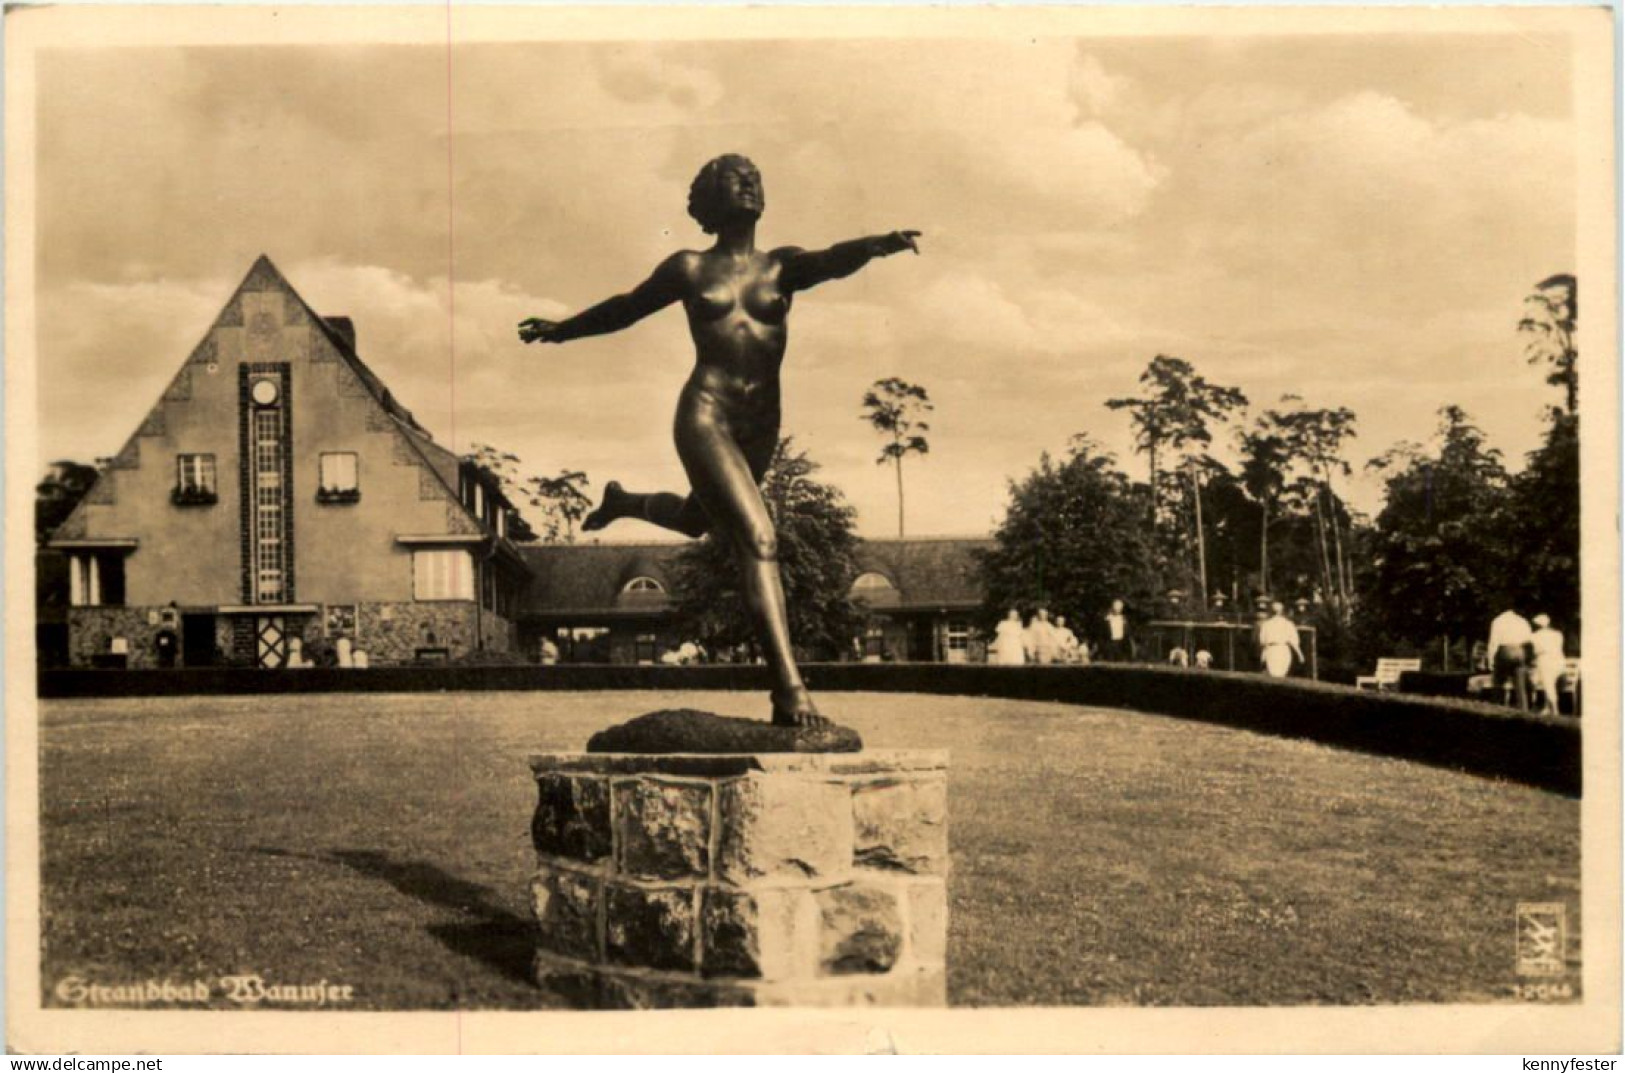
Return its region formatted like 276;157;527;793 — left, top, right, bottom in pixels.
586;708;862;754
529;750;948;1008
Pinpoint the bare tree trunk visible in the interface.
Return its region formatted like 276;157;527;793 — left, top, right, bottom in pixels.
895;454;905;538
1323;468;1350;614
1259;498;1270;596
1189;459;1208;609
1311;492;1334;605
1148;440;1160;530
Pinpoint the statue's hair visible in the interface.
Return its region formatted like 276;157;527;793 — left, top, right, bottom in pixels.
687;153;760;234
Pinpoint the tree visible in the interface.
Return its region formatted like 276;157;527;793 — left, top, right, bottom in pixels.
1363;406;1511;654
1503;409;1579;634
1272;400;1359;615
1519;273;1577;415
527;469;592;544
463;443;591;544
1107;355;1247;607
861;378;933;537
1506;273;1580;637
670;436;863;660
978;435;1159;632
1237;421;1292;595
36;460;100;544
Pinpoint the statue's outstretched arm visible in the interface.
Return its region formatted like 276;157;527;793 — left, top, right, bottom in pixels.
778;231;921;293
519;253;691;344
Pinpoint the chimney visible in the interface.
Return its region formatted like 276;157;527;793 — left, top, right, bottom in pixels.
324;316;356;352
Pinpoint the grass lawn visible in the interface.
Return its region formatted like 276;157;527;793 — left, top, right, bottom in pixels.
38;690;1580;1008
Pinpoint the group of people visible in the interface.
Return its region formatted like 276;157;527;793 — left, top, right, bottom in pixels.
1486;608;1569;715
987;602;1137;666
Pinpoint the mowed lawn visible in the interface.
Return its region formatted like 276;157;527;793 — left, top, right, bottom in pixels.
38;690;1579;1008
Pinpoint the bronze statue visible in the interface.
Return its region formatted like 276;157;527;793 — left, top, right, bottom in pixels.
520;154;920;728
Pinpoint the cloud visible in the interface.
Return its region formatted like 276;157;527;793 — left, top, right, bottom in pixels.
595;44;724;112
31;36;1579;533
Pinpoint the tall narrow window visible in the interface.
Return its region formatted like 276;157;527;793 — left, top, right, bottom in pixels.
413;549;474;601
318;452;360;503
249;376;288;603
173;454;217;505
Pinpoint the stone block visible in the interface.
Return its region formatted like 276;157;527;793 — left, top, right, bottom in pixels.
816;882;903;975
700;887;819;980
597;972;756;1010
529;868;600;962
604;883;698;972
532;775;611;863
532;952;605;1008
752;967;947;1007
614;778;711;880
852;776;948;875
904;878;948;965
716;774;852;884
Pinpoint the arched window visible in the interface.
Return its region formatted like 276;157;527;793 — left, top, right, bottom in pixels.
850;571;897;594
622;576;665;594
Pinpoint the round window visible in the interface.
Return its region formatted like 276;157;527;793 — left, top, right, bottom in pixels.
251;378;280;406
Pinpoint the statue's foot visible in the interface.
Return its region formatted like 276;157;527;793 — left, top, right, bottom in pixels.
770;686;830;729
582;481;628;532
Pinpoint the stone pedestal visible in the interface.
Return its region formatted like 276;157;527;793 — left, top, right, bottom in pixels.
528;750;948;1008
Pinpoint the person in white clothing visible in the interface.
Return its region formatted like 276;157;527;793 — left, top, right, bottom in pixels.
1258;602;1303;678
1053;615;1081;664
1487;608;1534;711
1025;607;1060;664
1529;613;1566;716
990;609;1028;666
1102;599;1130;661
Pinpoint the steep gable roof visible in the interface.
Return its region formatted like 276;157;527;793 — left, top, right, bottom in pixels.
50;255;485;545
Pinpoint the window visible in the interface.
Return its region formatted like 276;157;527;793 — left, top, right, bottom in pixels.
413;549;474;601
635;634;658;664
173;454;217;506
250;404;287;603
317;452;360;504
622;576;665;594
851;572;896;592
946;620;970;651
69;553;126;607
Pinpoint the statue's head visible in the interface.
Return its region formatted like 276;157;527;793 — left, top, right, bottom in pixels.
688;154;763;234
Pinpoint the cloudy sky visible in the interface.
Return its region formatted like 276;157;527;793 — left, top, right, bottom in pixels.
33;27;1577;539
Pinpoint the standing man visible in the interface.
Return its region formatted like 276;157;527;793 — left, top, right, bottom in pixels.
1103;599;1130;662
1258;601;1304;678
1529;613;1566;715
1487;607;1535;711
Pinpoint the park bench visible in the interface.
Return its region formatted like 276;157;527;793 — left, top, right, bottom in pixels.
1356;657;1422;692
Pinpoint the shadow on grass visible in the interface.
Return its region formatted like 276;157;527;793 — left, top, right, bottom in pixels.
255;846;537;987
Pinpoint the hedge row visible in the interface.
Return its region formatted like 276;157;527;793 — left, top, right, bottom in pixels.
38;662;1578;796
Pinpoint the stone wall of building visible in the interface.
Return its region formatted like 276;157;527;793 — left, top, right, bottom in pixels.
528;750;948;1008
68;607;167;669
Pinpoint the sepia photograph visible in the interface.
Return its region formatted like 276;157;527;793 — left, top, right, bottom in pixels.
4;3;1618;1055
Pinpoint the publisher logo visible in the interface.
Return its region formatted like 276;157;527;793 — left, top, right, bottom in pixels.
1516;902;1566;977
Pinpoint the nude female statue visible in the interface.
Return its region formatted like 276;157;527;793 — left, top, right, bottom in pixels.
519;154;920;729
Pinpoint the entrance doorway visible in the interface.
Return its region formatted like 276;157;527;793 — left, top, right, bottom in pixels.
182;614;217;667
255;615;287;668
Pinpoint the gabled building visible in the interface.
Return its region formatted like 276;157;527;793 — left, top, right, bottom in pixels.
48;256;530;668
849;537;993;662
516;536;994;664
